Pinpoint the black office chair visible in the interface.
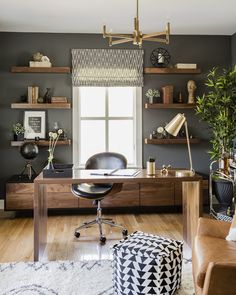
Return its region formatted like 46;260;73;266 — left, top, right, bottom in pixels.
71;152;128;244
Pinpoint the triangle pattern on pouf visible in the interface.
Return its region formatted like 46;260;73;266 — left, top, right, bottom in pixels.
112;231;183;295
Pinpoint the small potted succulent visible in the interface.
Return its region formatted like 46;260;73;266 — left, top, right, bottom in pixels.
12;123;25;141
145;88;160;104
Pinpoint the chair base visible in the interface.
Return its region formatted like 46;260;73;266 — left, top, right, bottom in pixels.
74;200;128;243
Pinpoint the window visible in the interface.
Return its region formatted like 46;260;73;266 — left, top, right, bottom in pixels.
73;87;142;168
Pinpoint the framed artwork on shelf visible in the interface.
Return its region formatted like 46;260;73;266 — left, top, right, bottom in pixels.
24;111;46;139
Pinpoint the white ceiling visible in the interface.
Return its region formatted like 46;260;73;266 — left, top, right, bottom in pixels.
0;0;236;35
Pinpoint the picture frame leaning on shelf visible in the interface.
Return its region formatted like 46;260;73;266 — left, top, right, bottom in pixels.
24;111;46;139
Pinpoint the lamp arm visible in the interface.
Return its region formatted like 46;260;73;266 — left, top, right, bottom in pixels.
184;121;194;174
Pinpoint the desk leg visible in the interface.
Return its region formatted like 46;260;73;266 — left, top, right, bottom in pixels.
34;183;48;261
182;181;202;248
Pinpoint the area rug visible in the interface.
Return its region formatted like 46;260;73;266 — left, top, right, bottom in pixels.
0;259;194;295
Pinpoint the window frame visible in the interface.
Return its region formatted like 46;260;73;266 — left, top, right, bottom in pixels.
72;86;142;168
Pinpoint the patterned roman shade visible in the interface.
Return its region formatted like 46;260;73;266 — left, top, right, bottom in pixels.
72;49;144;87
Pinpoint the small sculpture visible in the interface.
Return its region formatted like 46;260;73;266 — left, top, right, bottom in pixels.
33;52;44;62
187;80;197;104
43;88;52;103
30;52;51;67
161;164;172;176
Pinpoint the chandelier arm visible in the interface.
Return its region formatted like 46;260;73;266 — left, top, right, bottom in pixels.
142;31;168;39
110;38;134;45
106;34;134;39
142;37;169;44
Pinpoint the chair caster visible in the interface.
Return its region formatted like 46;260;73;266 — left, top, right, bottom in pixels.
122;229;128;237
100;236;106;244
74;232;80;238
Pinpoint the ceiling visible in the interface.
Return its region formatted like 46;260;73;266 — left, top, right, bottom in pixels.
0;0;236;35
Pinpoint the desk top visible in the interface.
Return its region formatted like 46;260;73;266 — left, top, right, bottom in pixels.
34;169;202;184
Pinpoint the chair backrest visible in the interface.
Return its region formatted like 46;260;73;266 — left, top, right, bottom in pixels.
85;152;127;170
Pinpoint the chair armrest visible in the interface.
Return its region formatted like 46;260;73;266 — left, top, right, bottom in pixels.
197;217;231;239
203;262;236;295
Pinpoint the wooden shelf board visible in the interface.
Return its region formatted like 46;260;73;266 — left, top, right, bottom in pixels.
11;103;71;109
11;66;70;73
11;139;71;147
144;68;201;74
145;103;196;109
145;138;201;145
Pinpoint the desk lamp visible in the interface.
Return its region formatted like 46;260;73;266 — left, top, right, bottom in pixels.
165;113;195;177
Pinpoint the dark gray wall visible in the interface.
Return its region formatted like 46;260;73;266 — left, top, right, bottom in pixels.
0;33;231;197
231;33;236;67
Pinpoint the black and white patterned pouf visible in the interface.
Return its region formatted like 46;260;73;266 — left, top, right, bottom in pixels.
112;231;183;295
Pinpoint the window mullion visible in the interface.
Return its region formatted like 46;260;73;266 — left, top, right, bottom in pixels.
105;88;109;151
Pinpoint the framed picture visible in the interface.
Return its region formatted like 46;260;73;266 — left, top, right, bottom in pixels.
24;111;46;139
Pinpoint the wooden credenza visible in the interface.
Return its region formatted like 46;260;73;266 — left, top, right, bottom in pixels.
5;180;208;211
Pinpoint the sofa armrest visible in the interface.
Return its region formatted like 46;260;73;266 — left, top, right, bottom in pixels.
203;262;236;295
197;217;231;239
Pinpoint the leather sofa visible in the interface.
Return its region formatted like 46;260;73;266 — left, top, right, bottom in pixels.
192;217;236;295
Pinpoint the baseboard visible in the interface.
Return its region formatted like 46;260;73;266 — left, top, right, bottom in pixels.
0;200;4;210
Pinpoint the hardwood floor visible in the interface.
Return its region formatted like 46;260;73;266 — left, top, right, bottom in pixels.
0;213;183;263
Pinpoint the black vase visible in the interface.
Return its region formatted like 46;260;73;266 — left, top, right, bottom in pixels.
14;133;24;141
212;178;233;206
43;88;52;103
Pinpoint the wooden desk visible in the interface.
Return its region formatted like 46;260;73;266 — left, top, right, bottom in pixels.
34;169;202;261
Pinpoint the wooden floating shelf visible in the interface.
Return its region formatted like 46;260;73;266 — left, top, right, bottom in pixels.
11;103;71;109
11;139;71;147
144;68;201;74
11;66;71;73
145;103;196;109
145;138;201;145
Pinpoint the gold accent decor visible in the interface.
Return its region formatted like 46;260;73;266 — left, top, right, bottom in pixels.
103;0;170;47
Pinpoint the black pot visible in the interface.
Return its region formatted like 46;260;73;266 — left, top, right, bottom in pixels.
212;178;233;206
14;133;24;141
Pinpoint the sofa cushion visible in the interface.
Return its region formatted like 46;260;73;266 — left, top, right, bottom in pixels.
193;235;236;288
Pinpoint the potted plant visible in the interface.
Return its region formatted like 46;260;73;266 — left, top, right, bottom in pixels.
196;66;236;210
12;123;25;141
145;88;160;104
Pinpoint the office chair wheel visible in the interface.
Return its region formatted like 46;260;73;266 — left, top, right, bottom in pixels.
122;229;128;237
74;232;80;238
100;236;106;244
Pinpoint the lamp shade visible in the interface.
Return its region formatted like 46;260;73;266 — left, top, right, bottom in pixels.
165;113;186;136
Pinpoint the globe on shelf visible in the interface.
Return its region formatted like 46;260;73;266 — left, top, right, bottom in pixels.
20;142;39;180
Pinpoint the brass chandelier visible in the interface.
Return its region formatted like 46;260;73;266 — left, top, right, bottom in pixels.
103;0;170;47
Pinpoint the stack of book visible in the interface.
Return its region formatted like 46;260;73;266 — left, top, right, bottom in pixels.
27;86;39;103
29;61;52;67
51;96;67;104
162;85;173;104
175;63;197;69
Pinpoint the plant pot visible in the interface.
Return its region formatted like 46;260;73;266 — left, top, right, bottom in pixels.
13;133;24;141
212;178;233;206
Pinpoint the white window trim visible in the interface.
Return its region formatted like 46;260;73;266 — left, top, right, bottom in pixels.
72;87;142;169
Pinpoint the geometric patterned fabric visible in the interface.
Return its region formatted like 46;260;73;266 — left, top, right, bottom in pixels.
71;49;144;87
112;231;183;295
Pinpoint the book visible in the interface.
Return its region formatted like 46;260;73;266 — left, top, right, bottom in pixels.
175;63;197;69
51;96;68;103
162;85;173;104
29;61;52;67
28;86;39;103
90;169;140;177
